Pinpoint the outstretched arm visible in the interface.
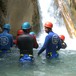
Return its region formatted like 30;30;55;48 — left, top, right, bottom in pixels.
38;35;49;56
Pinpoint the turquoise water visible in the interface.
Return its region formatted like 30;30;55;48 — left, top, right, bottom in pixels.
0;49;76;76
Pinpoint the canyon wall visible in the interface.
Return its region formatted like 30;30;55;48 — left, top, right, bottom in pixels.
57;0;76;38
0;0;40;36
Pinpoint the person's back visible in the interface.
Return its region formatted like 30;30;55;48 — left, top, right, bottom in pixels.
17;22;38;61
45;32;61;55
0;30;13;50
38;22;62;58
0;24;13;54
17;34;34;55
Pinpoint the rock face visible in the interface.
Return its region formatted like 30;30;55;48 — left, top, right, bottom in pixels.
57;0;76;38
67;0;76;9
0;0;7;32
0;0;40;36
67;0;76;27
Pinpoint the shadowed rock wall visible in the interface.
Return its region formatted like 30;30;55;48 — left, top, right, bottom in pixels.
0;0;7;32
0;0;40;36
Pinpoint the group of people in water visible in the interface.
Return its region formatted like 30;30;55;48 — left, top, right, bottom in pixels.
0;21;67;62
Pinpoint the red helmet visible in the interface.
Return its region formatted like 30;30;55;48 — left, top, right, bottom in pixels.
17;29;24;35
44;22;53;29
59;35;65;40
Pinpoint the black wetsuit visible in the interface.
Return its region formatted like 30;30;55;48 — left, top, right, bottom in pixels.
17;34;35;56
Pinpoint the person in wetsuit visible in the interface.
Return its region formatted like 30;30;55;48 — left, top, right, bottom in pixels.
17;22;38;59
0;24;13;56
38;22;62;59
59;35;67;49
13;29;24;45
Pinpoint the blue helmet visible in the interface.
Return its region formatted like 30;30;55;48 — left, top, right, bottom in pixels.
30;32;35;35
22;22;31;30
3;24;11;30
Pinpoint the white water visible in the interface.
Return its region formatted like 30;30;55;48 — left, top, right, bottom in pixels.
38;0;76;51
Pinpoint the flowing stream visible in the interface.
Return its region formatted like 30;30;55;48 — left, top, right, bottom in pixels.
0;0;76;76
